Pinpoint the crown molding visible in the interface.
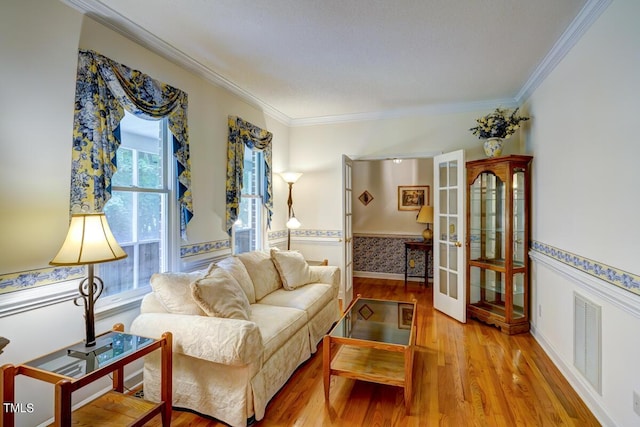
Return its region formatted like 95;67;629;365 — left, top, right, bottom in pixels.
61;0;292;125
62;0;611;127
516;0;612;103
288;97;519;127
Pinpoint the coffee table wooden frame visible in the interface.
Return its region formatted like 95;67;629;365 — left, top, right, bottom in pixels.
323;296;417;413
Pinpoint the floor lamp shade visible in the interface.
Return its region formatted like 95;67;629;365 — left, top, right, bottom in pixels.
279;172;303;184
50;213;127;347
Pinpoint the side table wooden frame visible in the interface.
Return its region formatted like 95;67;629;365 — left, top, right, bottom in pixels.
404;240;432;288
1;324;172;427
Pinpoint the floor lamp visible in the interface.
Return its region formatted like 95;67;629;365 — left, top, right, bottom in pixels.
279;172;302;250
50;213;127;350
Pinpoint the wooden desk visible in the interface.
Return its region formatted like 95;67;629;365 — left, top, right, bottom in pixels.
404;240;432;288
1;324;172;427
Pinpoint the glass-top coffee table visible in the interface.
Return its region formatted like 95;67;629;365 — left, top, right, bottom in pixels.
323;296;417;413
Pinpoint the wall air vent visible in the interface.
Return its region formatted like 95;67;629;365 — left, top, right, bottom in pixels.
574;292;602;394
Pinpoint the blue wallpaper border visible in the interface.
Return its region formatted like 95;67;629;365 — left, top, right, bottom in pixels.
180;239;230;258
0;229;341;295
531;241;640;296
0;266;85;295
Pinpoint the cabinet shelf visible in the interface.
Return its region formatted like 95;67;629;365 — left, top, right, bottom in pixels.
468;258;526;270
466;155;532;335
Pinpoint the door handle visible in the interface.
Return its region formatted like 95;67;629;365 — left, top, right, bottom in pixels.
455;241;462;247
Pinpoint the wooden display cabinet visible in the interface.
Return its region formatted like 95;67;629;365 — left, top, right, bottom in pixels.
466;155;533;334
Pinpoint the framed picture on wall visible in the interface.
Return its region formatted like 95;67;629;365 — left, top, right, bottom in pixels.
398;185;429;211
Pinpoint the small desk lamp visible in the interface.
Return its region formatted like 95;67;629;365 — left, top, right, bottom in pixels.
416;205;434;241
279;172;303;250
50;213;127;349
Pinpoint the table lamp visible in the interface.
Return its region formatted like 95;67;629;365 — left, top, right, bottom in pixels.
50;213;127;349
416;205;434;241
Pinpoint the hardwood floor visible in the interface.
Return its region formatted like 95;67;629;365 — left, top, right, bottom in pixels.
147;277;600;426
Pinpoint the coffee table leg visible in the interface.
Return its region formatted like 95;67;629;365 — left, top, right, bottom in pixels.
404;345;414;414
323;336;331;403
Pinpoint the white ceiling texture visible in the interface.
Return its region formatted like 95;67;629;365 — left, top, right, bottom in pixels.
63;0;609;126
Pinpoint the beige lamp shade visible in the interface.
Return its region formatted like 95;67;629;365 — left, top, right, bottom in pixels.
279;172;303;184
416;205;434;224
50;213;127;266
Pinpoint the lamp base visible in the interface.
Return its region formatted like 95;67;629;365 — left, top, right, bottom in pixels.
422;227;433;241
67;336;113;358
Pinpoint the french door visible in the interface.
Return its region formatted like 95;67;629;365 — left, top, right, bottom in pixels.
342;155;354;309
433;150;466;323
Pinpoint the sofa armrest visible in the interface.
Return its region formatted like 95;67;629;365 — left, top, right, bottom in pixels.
309;265;340;290
131;313;263;366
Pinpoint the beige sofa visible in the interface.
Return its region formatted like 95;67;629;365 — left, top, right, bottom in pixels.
130;249;341;427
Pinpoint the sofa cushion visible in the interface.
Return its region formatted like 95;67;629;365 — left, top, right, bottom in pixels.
270;249;312;290
237;251;282;300
191;267;251;320
150;270;207;315
216;256;256;303
250;304;308;361
258;283;334;320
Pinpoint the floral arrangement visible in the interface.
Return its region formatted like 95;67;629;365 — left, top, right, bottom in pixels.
469;107;529;139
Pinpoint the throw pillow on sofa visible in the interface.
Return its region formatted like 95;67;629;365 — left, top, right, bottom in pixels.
190;267;251;320
215;256;256;303
237;250;282;300
150;271;208;315
270;249;312;290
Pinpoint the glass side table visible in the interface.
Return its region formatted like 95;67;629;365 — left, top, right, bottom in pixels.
1;324;172;427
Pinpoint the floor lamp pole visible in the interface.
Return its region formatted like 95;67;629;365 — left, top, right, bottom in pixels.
287;182;293;250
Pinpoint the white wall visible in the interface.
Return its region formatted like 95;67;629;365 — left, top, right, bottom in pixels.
288;111;524;263
353;158;433;235
526;0;640;425
0;1;290;425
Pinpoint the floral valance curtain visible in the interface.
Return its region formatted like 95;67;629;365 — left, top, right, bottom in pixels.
70;49;193;237
226;116;273;236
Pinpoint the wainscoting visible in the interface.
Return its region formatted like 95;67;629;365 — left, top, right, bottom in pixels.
353;233;432;280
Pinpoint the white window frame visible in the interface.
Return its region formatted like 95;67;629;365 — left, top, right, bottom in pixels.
98;114;178;308
232;147;266;254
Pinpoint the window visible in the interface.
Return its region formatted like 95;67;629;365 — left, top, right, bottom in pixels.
234;146;264;254
100;111;173;299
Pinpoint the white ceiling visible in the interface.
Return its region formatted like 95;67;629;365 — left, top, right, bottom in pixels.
64;0;607;125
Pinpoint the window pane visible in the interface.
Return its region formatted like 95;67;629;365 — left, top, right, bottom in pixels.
139;241;160;288
138;151;162;188
138;193;162;241
104;191;133;244
100;245;134;297
112;148;133;187
235;197;260;254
